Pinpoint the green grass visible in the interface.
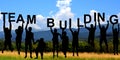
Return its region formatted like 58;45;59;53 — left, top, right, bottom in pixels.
1;51;120;60
0;55;81;60
1;56;120;60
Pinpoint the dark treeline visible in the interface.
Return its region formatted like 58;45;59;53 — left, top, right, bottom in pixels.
0;38;120;53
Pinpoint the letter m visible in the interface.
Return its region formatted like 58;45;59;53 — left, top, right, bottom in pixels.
27;15;36;24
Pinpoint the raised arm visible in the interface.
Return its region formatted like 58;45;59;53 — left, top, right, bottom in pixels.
85;22;90;30
32;33;34;43
25;22;29;31
61;28;65;39
34;40;39;44
62;28;65;32
118;24;119;33
22;22;24;29
98;20;102;29
21;22;24;32
112;24;115;31
9;21;12;31
70;28;74;34
50;27;54;34
3;20;5;31
94;20;97;29
78;27;80;34
59;33;62;40
105;21;109;30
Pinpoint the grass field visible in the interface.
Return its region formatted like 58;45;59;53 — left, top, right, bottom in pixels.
0;51;120;60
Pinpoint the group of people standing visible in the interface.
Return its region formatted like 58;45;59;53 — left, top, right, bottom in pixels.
1;19;120;59
2;20;45;59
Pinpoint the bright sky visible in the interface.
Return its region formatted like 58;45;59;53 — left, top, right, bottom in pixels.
0;0;120;31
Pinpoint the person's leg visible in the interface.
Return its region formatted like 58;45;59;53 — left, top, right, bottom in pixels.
16;40;19;53
115;44;117;55
56;43;59;57
35;49;38;59
41;51;43;59
2;40;7;53
24;42;28;58
100;39;103;52
113;43;115;55
91;38;95;48
18;40;21;55
116;43;118;55
104;39;108;52
53;43;55;58
76;43;79;56
72;44;75;56
8;41;13;52
62;47;65;57
88;37;90;44
62;44;64;55
29;42;32;58
64;48;67;58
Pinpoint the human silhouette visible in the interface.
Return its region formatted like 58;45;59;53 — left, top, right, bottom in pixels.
61;28;69;58
24;22;34;58
85;20;96;48
34;38;46;59
112;24;119;55
70;26;80;56
98;20;109;52
50;27;61;58
2;20;13;53
15;22;24;55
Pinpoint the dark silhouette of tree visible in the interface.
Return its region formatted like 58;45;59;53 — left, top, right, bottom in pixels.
85;20;96;48
34;38;46;59
2;20;13;53
70;26;80;56
24;22;34;58
112;24;119;55
98;20;109;52
61;28;69;58
50;27;61;58
15;22;24;55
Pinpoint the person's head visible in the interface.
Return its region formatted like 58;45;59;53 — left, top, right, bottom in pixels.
40;38;44;42
102;26;105;29
90;24;94;28
74;31;77;34
18;26;22;29
114;28;117;32
28;27;32;32
63;31;66;36
54;28;57;33
5;27;8;31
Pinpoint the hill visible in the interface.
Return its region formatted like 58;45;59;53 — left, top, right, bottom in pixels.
0;24;118;41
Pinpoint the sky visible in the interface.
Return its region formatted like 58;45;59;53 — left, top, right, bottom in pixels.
0;0;120;31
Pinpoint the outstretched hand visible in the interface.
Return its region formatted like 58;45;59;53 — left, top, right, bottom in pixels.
33;42;36;44
98;20;100;22
107;21;109;23
94;19;96;22
62;28;65;31
27;21;29;24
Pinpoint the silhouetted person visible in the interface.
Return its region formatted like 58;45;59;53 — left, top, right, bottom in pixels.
70;27;80;56
24;22;34;58
85;20;96;48
34;38;46;59
98;20;109;52
61;28;69;58
50;27;61;58
2;20;13;53
112;24;119;55
15;22;24;55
